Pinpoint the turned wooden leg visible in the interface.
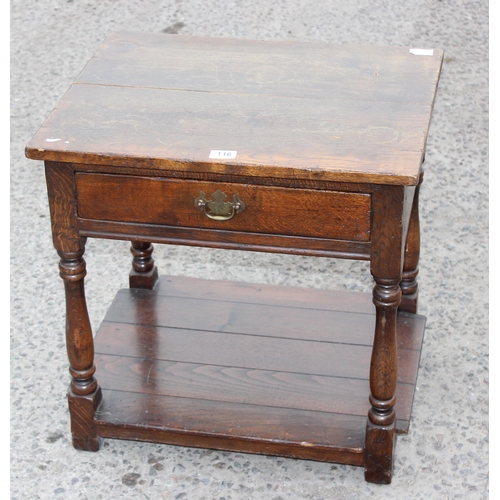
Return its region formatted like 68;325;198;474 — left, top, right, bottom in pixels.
59;248;102;451
400;175;422;313
365;279;400;483
365;185;409;484
129;240;159;289
45;162;102;451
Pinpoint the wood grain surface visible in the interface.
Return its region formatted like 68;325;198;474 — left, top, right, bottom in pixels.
75;172;371;241
92;275;426;457
25;32;443;185
95;390;367;465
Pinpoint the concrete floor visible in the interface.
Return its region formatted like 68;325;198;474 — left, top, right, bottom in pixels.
11;1;488;499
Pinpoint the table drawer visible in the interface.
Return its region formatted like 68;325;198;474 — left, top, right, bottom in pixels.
75;173;371;241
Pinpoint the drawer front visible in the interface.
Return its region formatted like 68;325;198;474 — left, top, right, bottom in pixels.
75;173;371;242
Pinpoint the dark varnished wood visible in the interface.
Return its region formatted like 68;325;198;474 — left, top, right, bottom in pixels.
129;241;159;289
77;218;372;260
44;163;102;451
400;172;423;313
25;33;443;186
156;274;379;313
26;83;427;185
95;391;366;466
95;354;415;422
25;33;442;484
70;163;374;260
365;184;412;483
94;320;422;391
76;32;442;104
100;295;424;355
76;173;372;242
90;276;425;463
60;161;376;192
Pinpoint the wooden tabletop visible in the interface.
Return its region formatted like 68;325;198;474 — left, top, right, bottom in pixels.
25;32;443;185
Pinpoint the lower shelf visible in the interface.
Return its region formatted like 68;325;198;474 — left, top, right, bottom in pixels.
93;275;425;466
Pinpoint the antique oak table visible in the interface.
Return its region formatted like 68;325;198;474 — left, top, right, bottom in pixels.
25;32;443;484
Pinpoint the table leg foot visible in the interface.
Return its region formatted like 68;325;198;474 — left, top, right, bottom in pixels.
68;387;103;451
129;241;159;289
399;286;418;314
364;420;396;484
400;176;422;314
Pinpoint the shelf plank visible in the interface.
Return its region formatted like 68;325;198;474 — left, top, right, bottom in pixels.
95;390;366;465
78;32;442;105
155;275;376;313
102;284;425;351
94;354;414;426
93;275;425;451
95;322;421;384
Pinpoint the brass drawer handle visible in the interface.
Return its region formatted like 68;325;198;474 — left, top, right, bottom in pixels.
195;189;246;221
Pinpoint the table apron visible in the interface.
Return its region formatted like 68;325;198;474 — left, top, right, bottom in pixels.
76;218;372;260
